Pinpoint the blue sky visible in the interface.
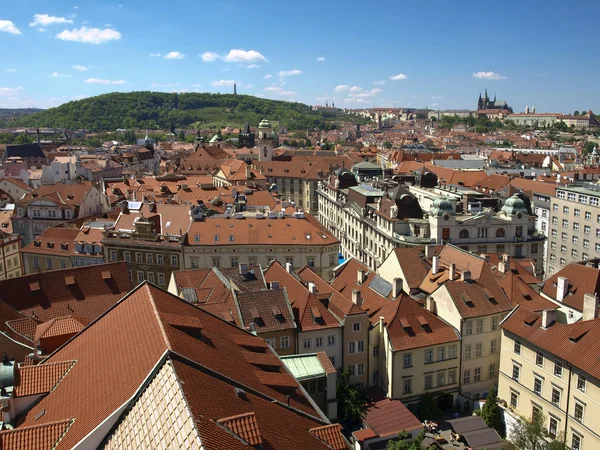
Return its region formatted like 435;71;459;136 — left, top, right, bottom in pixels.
1;0;599;112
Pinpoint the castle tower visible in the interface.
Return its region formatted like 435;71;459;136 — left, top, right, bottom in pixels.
532;105;536;113
257;119;274;161
525;105;529;114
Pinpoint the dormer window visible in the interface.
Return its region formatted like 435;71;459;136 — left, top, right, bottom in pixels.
75;244;83;253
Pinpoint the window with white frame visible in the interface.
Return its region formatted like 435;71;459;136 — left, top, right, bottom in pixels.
328;335;335;346
280;336;290;348
449;344;457;359
156;254;164;265
548;416;558;439
403;378;412;394
464;344;472;360
424;374;433;389
512;364;520;381
551;387;561;406
438;347;445;361
303;339;312;349
574;401;584;422
465;321;473;335
424;349;433;363
489;363;496;379
315;337;323;348
403;353;412;368
476;319;483;333
510;391;518;408
475;343;482;358
157;273;165;285
463;369;471;384
353;322;360;332
514;340;522;355
490;339;497;354
533;377;543;395
572;434;581;450
536;351;544;366
554;360;563;378
109;250;117;261
577;374;586;392
437;372;445;386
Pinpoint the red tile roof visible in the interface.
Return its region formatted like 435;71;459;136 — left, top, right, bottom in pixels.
236;289;296;333
34;316;88;341
363;398;422;437
541;262;600;312
309;424;347;450
14;361;76;397
0;420;73;450
217;412;263;446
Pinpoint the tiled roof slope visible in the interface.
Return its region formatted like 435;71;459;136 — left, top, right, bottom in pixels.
21;228;80;257
34;316;88;341
541;262;600;312
502;307;600;381
14;361;76;397
0;262;132;325
236;289;296;333
309;424;347;450
0;420;73;450
391;247;431;290
15;283;331;450
217;412;263;446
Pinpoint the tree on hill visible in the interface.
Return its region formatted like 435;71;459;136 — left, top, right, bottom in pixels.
14;134;33;144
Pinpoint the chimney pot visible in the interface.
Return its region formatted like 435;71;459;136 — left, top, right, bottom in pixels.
285;262;293;273
432;256;440;275
357;269;366;285
449;263;456;280
541;309;557;329
583;293;599;321
426;296;436;314
556;276;569;302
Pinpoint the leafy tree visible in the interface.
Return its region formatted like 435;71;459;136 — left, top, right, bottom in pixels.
336;370;369;430
14;134;33;144
383;140;393;148
178;129;186;141
0;133;15;144
481;387;504;436
416;392;441;421
386;430;425;450
510;413;565;450
574;110;580;116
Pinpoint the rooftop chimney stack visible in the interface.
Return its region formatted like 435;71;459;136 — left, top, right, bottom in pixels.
499;254;510;274
285;262;293;274
432;256;439;275
583;293;599;321
426;296;436;314
308;282;316;294
541;309;557;329
392;278;403;298
352;289;363;307
449;263;456;280
556;276;569;302
461;270;472;282
357;269;366;285
239;263;248;275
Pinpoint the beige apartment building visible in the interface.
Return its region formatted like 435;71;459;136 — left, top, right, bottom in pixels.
547;184;600;276
500;305;600;450
0;231;22;279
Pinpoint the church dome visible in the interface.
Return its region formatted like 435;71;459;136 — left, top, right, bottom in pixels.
501;194;528;216
258;119;271;128
430;197;454;217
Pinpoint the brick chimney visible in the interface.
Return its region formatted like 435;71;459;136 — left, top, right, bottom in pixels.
426;296;436;314
556;276;569;302
461;270;471;282
308;282;316;294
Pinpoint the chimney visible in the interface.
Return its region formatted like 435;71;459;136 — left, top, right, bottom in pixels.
432;256;439;275
556;276;569;302
461;270;471;282
270;281;280;290
352;289;363;307
425;245;436;259
285;262;293;273
392;278;403;298
541;309;557;329
36;128;40;145
239;263;248;275
357;269;366;285
120;200;128;214
246;164;251;179
583;293;599;321
480;254;490;263
449;263;456;280
308;282;316;294
498;254;510;274
426;296;436;314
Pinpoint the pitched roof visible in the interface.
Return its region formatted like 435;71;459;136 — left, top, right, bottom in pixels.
363;398;422;437
502;307;600;381
34;316;88;341
14;360;76;397
309;424;347;450
20;227;80;257
0;420;73;450
391;247;431;290
18;183;94;208
12;283;340;449
236;289;296;333
541;262;600;311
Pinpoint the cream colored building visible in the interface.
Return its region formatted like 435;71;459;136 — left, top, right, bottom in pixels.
0;232;22;279
499;304;600;450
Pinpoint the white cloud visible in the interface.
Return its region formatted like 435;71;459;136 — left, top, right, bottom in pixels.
264;74;272;79
278;69;302;77
390;73;408;81
164;51;185;59
222;49;267;63
246;64;261;69
349;86;362;93
72;65;88;71
0;20;21;35
73;6;79;9
6;68;17;73
72;95;86;100
374;80;386;85
192;84;202;88
343;98;369;104
264;86;296;97
430;95;444;100
431;103;439;107
211;80;236;87
84;78;125;85
200;51;220;62
472;71;506;80
38;28;47;33
264;87;282;93
56;27;121;44
150;53;161;57
317;57;325;62
350;88;383;98
0;87;24;96
334;85;350;92
51;72;72;78
30;14;73;27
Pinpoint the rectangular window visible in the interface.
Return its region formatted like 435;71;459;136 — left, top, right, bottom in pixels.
124;252;131;262
328;335;335;346
137;271;144;283
437;372;445;387
157;273;165;285
473;367;481;382
554;360;563;378
476;319;483;333
230;257;238;268
170;255;178;267
303;339;312;349
404;353;412;368
280;336;290;348
574;402;584;422
157;254;164;265
489;363;496;379
512;364;520;382
510;391;518;408
424;349;433;364
307;257;315;267
448;370;456;385
348;341;356;354
465;321;473;335
564;206;570;214
353;322;360;332
577;374;586;392
373;346;379;357
534;377;543;395
136;252;143;263
357;340;365;353
46;259;53;270
449;344;457;359
438;347;445;361
551;388;561;406
372;370;379;385
463;369;471;384
548;417;558;439
357;363;365;376
572;434;581;450
403;378;412;394
424;374;433;390
315;337;323;348
60;260;67;269
514;340;522;355
464;344;472;360
147;272;154;283
146;253;153;264
109;250;117;262
491;317;498;331
536;351;544;367
586;211;592;220
266;338;276;348
490;339;497;355
475;343;482;358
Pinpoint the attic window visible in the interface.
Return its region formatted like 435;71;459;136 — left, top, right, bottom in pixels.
101;271;112;280
222;310;235;323
311;306;322;323
569;329;589;343
29;281;41;292
217;412;263;447
306;234;311;240
524;316;537;326
482;288;496;303
65;275;76;286
33;240;41;247
271;305;283;317
400;318;410;329
250;307;261;320
460;293;475;308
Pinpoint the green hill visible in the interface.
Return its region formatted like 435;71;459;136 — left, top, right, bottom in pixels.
12;91;362;132
0;108;44;127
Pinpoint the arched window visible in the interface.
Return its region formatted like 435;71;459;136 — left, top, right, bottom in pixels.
496;228;506;238
459;229;469;239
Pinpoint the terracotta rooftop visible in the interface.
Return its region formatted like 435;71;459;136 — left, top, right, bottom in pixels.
541;262;600;312
34;316;88;342
309;424;348;450
216;412;263;446
363;398;422;438
0;420;73;450
14;360;76;398
236;289;296;333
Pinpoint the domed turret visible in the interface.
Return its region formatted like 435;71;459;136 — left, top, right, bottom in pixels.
430;197;455;217
501;194;529;216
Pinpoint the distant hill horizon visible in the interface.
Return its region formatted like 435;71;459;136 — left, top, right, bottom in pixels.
10;91;366;133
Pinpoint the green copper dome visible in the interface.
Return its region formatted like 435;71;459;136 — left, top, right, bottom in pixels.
501;194;528;215
430;197;455;217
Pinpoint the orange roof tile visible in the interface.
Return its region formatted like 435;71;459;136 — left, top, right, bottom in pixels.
34;316;88;341
14;361;76;397
217;412;263;446
309;424;348;450
0;420;73;450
